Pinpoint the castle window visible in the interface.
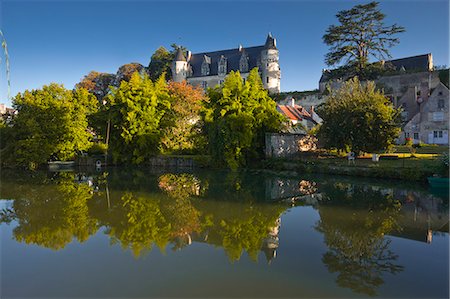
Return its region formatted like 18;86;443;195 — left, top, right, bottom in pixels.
218;56;227;76
438;99;444;109
201;55;211;76
266;77;269;84
239;53;249;73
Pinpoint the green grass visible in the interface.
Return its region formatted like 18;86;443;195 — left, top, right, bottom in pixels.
393;145;449;154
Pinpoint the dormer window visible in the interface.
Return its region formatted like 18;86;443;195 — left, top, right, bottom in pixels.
218;55;227;76
239;53;249;73
201;55;211;76
187;64;193;77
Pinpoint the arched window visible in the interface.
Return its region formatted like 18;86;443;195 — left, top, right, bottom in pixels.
218;55;227;76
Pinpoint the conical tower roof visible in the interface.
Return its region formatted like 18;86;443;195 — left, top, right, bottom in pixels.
264;33;277;50
175;47;186;61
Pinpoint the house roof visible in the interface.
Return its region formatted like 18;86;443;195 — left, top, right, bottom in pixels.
320;53;433;83
277;104;314;122
387;54;432;72
187;45;264;78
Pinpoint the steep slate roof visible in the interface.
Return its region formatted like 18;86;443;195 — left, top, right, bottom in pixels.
188;45;264;78
319;53;433;83
387;54;432;72
264;33;277;50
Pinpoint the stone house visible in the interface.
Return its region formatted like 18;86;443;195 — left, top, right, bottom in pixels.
399;82;449;145
276;98;322;133
171;34;281;94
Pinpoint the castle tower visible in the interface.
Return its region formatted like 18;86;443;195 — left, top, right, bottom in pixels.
260;33;281;94
172;48;187;82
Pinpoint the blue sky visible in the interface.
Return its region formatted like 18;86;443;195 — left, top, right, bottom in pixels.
0;0;448;105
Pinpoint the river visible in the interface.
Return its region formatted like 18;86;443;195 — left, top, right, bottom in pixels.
1;168;448;298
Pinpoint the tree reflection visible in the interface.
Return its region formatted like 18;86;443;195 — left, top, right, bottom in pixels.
106;192;172;257
316;184;404;296
1;171;288;262
1;172;98;250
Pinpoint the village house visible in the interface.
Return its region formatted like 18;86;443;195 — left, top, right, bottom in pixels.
276;98;322;133
171;34;281;94
399;82;449;145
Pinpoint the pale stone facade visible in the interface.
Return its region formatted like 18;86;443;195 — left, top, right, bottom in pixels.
399;82;449;145
171;34;281;94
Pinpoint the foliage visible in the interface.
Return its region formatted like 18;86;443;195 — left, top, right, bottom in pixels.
147;44;187;81
104;72;170;164
323;1;405;75
2;84;98;168
76;71;116;102
115;63;147;83
317;77;401;154
438;68;449;88
88;142;108;155
202;68;284;168
148;46;173;81
160;81;207;154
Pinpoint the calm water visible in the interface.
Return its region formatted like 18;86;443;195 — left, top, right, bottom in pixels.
1;168;448;298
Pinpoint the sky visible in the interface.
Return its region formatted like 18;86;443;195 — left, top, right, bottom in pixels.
0;0;449;106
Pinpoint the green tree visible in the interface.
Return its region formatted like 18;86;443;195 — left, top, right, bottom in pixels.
148;46;173;81
317;77;401;154
323;2;405;75
161;81;207;153
105;72;170;164
202;68;284;169
2;84;98;168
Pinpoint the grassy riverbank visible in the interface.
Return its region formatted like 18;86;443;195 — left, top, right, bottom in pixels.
260;153;447;182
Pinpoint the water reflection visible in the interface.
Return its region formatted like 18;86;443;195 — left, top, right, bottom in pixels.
1;169;448;296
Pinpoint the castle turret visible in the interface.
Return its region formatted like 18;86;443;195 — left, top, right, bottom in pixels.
260;33;281;94
172;48;187;82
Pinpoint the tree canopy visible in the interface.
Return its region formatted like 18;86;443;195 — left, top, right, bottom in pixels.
104;72;170;164
160;81;207;154
2;84;98;169
323;2;405;73
317;77;401;154
202;68;284;169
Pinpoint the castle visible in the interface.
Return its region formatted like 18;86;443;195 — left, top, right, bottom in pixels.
171;34;281;94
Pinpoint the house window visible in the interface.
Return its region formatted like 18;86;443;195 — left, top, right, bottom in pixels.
434;131;443;138
438;99;445;109
266;77;269;84
201;81;207;90
414;133;419;140
218;79;224;85
433;112;444;121
406;132;410;138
